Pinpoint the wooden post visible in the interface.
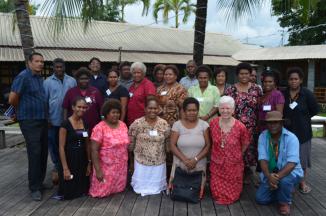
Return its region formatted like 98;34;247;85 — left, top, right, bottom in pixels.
0;130;5;149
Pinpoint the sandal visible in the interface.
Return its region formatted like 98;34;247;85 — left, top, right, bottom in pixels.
279;203;290;215
299;184;312;194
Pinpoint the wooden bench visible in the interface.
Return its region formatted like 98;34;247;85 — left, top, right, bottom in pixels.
311;118;326;137
0;120;22;149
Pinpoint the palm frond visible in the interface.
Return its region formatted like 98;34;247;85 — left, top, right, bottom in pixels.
216;0;264;24
41;0;103;37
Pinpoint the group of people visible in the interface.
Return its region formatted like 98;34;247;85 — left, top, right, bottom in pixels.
8;52;319;216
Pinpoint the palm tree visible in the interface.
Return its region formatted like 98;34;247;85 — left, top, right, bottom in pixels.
14;0;34;64
112;0;150;22
193;0;320;65
41;0;150;35
193;0;265;65
153;0;195;28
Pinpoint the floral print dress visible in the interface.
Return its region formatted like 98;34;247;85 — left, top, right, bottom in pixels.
224;84;262;167
89;121;130;197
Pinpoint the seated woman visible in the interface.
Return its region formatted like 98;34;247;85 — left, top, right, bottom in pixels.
105;69;129;121
210;96;250;205
57;97;91;200
129;96;170;196
89;99;130;198
169;97;210;199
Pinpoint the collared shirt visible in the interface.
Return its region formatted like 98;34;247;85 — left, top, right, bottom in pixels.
283;87;319;144
258;127;303;179
127;78;156;126
43;74;76;126
90;73;107;96
129;117;170;166
11;69;47;120
188;83;220;120
179;76;198;90
118;78;133;90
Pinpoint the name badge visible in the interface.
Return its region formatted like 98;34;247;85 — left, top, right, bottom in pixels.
82;131;88;137
85;97;92;103
106;89;111;96
160;91;168;96
289;101;298;110
263;105;272;111
196;97;204;102
149;130;158;136
129;92;133;97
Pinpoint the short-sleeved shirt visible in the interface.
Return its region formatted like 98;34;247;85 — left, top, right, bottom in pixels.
157;83;188;126
127;78;156;126
62;86;104;132
258;89;285;131
258;128;303;179
44;74;77;126
188;83;220;119
129;117;170;166
91;120;130;163
105;85;129;100
179;76;198;90
172;119;209;172
90;73;107;97
118;78;133;90
283;87;319;144
11;69;47;120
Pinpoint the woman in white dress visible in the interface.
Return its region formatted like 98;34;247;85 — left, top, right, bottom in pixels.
128;96;171;196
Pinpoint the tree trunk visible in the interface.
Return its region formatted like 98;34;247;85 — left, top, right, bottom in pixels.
193;0;207;65
14;0;34;65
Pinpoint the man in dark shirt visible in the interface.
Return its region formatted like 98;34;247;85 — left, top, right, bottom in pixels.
9;53;49;201
89;57;107;96
118;61;133;90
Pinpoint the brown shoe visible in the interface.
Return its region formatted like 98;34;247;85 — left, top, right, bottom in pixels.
279;203;290;215
52;170;59;185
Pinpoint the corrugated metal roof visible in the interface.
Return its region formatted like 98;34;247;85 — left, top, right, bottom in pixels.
0;13;247;57
0;47;240;65
233;45;326;61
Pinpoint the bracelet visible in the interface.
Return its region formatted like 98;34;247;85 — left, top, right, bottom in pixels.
194;156;198;162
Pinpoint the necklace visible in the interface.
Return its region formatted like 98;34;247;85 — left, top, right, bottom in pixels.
219;118;234;148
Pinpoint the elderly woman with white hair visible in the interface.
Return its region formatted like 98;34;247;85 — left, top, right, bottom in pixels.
127;62;156;126
209;96;250;205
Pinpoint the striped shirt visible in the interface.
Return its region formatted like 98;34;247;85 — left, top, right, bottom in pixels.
11;69;47;120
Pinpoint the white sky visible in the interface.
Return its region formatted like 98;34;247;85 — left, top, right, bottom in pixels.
32;0;288;47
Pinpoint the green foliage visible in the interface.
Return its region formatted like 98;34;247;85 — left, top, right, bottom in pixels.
41;0;150;35
93;1;120;22
0;0;39;15
153;0;196;28
272;0;325;45
215;0;264;24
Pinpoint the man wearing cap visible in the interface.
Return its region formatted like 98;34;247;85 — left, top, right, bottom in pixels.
255;111;303;215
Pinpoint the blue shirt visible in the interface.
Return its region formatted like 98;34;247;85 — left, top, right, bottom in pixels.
11;69;47;120
258;127;303;179
43;74;77;126
90;73;107;96
179;76;198;90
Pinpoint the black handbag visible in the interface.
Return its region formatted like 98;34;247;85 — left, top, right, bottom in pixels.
170;167;203;203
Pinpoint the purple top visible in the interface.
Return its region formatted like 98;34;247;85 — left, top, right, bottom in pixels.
258;89;285;131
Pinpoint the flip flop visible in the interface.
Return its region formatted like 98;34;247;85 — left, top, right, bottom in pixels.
279;203;290;215
299;184;312;194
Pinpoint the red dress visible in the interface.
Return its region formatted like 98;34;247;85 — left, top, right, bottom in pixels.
209;118;250;204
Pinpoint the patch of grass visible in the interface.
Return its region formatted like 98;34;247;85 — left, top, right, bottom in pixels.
312;127;324;137
318;113;326;117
